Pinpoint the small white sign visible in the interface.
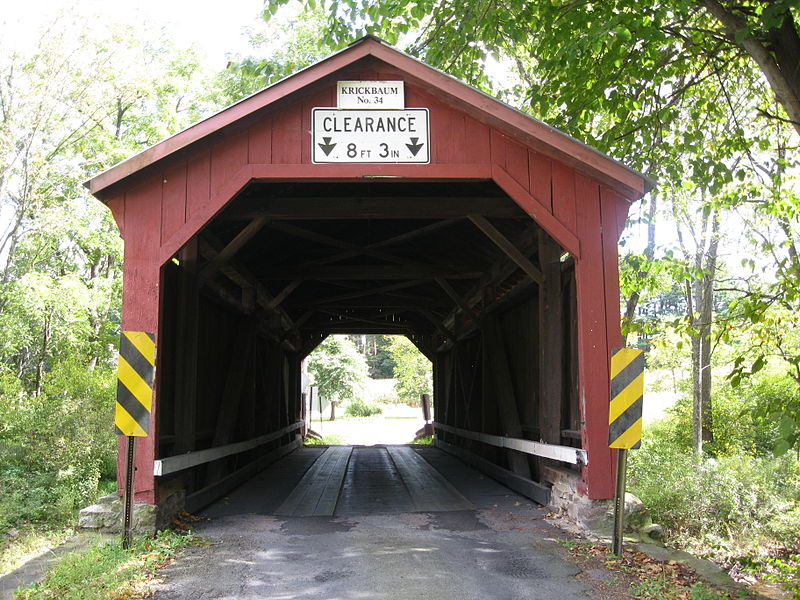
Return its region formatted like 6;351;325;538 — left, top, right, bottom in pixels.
313;108;430;164
337;81;404;109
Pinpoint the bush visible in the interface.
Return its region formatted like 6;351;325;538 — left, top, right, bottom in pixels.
344;399;383;417
629;420;800;559
0;359;116;531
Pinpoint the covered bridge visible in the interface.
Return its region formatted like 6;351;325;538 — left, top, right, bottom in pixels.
86;36;651;522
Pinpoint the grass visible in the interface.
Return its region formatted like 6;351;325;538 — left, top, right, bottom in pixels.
304;434;344;445
412;435;434;445
0;527;71;576
14;530;197;600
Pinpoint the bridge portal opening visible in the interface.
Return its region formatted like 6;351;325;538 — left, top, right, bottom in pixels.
153;180;579;513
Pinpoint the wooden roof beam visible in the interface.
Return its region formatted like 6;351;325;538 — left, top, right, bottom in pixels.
223;196;524;220
306;280;428;304
467;214;543;285
265;221;407;264
261;265;481;280
435;277;479;324
198;236;297;336
197;215;269;284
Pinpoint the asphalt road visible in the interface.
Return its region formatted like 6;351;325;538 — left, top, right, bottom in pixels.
151;446;603;600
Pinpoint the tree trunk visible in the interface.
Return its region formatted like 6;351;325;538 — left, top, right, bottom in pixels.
698;211;720;448
699;0;800;138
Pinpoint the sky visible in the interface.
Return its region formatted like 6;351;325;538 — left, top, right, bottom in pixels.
2;0;266;68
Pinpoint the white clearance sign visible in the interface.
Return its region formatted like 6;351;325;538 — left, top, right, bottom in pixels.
312;108;430;164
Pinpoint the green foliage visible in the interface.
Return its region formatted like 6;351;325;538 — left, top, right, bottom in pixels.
344;399;383;417
15;530;195;600
629;419;800;560
0;359;117;530
388;336;432;404
307;335;368;405
304;434;344;445
651;375;783;458
745;554;800;599
348;334;396;378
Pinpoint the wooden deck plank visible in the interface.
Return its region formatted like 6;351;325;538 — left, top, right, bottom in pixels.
386;446;473;512
275;446;352;516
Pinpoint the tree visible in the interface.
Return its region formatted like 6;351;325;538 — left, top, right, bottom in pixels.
307;335;367;418
388;336;432;404
0;12;224;529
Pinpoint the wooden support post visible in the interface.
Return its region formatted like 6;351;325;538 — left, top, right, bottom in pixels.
538;234;564;448
482;315;532;479
173;239;199;454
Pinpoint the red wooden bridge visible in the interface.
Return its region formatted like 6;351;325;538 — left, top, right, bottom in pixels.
86;36;652;524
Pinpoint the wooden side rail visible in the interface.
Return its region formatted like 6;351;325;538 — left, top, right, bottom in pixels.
154;421;303;476
433;422;588;466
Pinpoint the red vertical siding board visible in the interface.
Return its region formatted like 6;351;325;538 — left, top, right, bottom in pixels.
302;88;335;164
271;103;303;164
552;161;578;236
463;116;491;164
427;97;463;164
186;153;211;220
118;180;163;504
601;188;624;354
529;151;553;212
504;139;530;192
160;164;188;245
490;129;507;170
573;173;614;499
248;116;273;164
210;131;249;199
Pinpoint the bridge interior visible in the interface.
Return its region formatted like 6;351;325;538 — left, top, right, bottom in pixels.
155;180;580;512
206;445;533;519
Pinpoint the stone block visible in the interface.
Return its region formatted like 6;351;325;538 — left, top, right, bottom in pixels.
78;495;156;535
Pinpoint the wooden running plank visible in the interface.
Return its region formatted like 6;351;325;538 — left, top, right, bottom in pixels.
275;446;353;516
386;446;473;512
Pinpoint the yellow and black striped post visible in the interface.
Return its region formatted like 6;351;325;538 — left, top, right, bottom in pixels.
115;331;155;437
609;348;644;449
115;331;155;548
609;347;644;555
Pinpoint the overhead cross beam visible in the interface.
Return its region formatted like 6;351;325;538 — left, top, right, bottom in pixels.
262;265;481;280
223;197;524;220
265;222;407;265
287;219;461;271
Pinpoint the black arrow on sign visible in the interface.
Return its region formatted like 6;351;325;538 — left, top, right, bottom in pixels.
406;137;424;157
318;137;337;156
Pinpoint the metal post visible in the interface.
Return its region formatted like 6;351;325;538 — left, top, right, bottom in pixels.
122;435;135;549
612;448;628;555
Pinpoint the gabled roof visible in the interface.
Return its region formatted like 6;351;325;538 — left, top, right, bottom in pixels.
86;35;654;199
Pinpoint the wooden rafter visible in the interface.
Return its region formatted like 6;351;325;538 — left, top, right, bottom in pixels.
435;277;479;323
266;280;301;311
197;215;269;284
441;224;540;332
467;214;543;285
287;219;460;270
198;236;297;336
265;222;407;264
